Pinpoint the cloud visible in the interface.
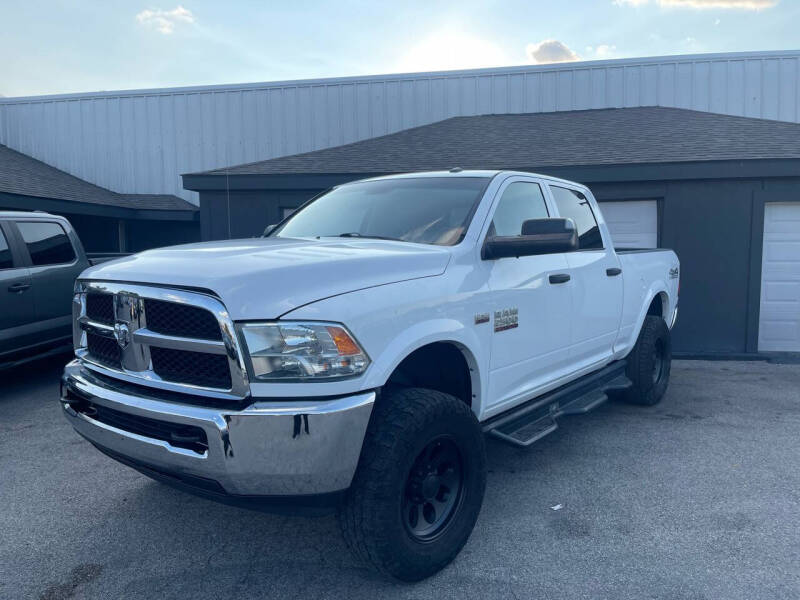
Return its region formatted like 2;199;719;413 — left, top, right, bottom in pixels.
136;5;195;34
526;40;580;64
615;0;776;8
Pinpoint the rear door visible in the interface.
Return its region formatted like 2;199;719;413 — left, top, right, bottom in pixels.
13;220;83;345
548;185;623;370
0;221;36;356
483;177;574;412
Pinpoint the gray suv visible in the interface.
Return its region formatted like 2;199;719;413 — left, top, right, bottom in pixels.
0;211;88;368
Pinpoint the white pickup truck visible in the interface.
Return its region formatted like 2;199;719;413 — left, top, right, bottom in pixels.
61;170;679;581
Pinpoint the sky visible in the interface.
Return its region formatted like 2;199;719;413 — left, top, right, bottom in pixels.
1;0;798;98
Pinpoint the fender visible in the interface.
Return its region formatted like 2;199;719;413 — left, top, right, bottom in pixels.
360;318;485;416
614;282;671;360
274;270;491;405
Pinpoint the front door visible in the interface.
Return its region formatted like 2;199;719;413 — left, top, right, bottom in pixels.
0;223;36;356
14;220;83;345
484;178;574;414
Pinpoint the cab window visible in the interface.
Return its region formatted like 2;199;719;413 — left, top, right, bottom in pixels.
16;221;76;266
0;229;13;270
489;182;549;237
550;186;603;250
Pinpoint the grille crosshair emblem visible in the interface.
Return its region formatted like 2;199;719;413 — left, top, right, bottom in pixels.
113;322;131;349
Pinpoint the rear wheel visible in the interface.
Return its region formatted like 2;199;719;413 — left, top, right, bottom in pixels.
338;387;486;581
623;315;672;406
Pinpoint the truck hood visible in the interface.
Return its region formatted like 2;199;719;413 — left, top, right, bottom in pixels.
81;237;451;320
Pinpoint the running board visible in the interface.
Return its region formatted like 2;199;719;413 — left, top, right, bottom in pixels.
483;361;632;447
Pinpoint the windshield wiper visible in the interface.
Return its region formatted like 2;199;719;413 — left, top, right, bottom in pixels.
335;232;403;241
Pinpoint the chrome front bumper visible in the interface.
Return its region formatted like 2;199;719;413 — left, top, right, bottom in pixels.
60;360;375;496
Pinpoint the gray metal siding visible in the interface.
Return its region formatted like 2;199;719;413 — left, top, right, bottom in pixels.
2;51;800;204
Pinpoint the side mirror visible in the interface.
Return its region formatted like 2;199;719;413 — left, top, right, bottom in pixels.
482;218;578;260
263;224;277;237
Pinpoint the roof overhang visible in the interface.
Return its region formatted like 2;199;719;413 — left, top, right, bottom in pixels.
0;192;199;221
182;158;800;192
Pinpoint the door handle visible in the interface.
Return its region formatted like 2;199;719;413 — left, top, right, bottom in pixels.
549;273;571;284
7;282;31;293
606;267;622;276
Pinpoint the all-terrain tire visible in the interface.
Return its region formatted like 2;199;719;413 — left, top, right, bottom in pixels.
624;315;672;406
338;387;486;581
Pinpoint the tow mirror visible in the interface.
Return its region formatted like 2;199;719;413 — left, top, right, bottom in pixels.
263;224;277;237
482;218;578;260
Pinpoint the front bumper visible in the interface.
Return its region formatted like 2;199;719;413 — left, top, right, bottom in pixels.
60;360;375;497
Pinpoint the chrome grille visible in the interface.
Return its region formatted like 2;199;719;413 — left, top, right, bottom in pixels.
86;332;121;368
73;281;249;400
150;346;232;389
86;293;115;325
143;298;222;341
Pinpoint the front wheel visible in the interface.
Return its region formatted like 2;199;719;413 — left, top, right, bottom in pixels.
338;387;486;581
623;315;672;406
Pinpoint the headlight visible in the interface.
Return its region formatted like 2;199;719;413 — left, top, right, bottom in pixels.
239;321;369;381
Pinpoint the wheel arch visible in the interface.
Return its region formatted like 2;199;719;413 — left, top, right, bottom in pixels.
647;290;670;320
362;320;485;416
638;283;671;328
616;284;672;360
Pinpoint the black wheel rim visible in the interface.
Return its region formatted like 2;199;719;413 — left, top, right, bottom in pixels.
652;339;665;384
402;436;464;542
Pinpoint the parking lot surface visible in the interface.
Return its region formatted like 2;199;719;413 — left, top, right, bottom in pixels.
1;357;799;599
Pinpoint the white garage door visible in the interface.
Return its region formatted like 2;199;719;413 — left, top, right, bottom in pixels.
598;200;658;249
759;203;800;351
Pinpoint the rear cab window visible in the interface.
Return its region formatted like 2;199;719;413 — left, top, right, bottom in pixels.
16;221;76;266
549;186;604;250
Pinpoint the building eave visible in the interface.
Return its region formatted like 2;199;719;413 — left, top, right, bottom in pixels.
182;158;800;192
0;192;198;220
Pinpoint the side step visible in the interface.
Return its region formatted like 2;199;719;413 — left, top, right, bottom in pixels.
483;361;632;447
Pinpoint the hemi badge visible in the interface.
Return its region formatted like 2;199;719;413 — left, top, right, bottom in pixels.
474;313;490;325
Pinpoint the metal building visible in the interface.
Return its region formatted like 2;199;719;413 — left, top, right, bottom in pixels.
2;50;799;204
2;50;800;355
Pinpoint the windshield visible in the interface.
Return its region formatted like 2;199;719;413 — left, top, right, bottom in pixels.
273;177;489;246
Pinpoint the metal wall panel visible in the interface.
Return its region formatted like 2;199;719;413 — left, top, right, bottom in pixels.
1;51;799;204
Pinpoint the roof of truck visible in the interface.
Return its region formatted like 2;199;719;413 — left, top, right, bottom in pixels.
0;210;64;219
351;170;585;187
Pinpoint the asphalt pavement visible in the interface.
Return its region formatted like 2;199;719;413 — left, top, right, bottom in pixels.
1;356;798;599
